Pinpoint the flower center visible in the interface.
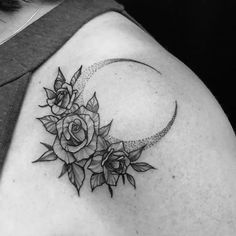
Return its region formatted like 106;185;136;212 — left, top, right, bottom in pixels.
72;123;81;133
68;120;87;144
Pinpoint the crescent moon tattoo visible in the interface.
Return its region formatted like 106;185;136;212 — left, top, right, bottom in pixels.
107;101;177;152
75;58;161;105
35;59;179;197
75;58;178;152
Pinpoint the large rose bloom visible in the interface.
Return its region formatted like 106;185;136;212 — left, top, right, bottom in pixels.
53;106;99;163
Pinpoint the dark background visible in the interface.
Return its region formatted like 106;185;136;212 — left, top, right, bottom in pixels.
117;0;236;131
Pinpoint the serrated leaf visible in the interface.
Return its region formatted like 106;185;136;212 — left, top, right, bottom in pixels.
126;173;136;189
70;65;82;86
99;120;112;137
37;116;58;134
33;150;57;163
86;92;99;113
68;163;85;196
90;173;105;191
44;88;56;99
54;67;66;91
58;163;68;178
128;146;145;162
130;162;155;172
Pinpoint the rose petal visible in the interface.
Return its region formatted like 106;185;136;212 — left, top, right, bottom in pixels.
124;157;130;167
53;137;75;164
60;93;70;108
47;98;56;107
108;154;120;161
109;142;125;152
64;127;70;140
93;150;106;157
66;91;76;109
88;155;103;173
74;147;93;160
68;120;83;142
79;106;100;133
66;103;79;114
63;115;88;141
104;167;119;186
113;151;127;157
74;133;97;160
62;83;73;95
69;127;87;145
111;161;120;169
63;115;77;128
60;134;87;153
74;129;86;142
77;117;88;131
63;115;87;130
52;105;66;115
79;114;95;144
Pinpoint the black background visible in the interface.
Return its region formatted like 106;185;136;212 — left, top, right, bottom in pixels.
117;0;236;131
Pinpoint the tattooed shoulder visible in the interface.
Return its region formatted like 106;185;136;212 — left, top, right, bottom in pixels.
33;58;178;197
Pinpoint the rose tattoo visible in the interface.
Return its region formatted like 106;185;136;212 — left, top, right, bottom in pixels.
33;63;176;197
54;107;99;164
44;67;81;115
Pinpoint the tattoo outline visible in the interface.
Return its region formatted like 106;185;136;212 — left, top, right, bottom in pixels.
33;59;178;197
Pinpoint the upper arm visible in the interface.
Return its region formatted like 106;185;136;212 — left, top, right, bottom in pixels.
1;11;236;236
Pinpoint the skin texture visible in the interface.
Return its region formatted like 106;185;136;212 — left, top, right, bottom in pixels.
0;11;236;236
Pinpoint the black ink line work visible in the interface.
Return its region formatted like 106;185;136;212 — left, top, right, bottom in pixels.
33;59;178;197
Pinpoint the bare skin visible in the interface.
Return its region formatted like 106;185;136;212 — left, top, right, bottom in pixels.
0;4;236;236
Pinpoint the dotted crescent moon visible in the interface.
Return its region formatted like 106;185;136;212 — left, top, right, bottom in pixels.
74;58;178;152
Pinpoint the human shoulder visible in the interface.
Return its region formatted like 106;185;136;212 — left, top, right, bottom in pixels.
1;11;236;236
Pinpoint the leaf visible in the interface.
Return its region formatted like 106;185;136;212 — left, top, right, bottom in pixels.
128;146;146;162
122;175;125;185
68;163;85;196
96;136;108;151
108;185;113;198
44;88;56;99
90;173;105;191
126;173;136;189
32;150;57;163
37;116;59;135
39;104;49;108
70;65;82;87
54;67;66;91
40;142;53;151
86;92;99;113
130;162;155;172
77;159;88;167
99;120;113;138
58;163;68;178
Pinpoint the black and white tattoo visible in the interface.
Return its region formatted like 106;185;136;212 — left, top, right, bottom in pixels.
33;58;178;197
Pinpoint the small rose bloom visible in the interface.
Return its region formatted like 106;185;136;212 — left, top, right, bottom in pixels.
45;82;79;116
89;140;130;186
53;106;100;164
